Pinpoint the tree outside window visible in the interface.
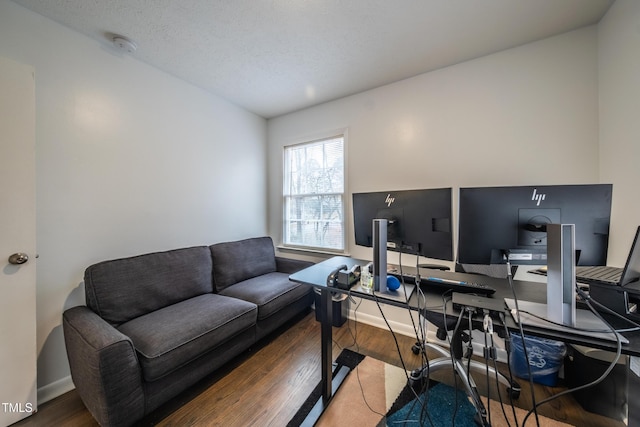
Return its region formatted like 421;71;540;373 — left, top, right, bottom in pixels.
283;135;345;251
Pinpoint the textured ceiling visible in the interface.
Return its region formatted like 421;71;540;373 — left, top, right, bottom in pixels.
13;0;614;118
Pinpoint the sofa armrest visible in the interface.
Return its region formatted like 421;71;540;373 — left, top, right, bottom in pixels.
275;256;315;274
63;306;145;427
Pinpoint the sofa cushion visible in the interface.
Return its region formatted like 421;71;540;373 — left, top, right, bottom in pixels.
219;272;312;320
118;294;257;382
210;237;277;292
84;246;214;325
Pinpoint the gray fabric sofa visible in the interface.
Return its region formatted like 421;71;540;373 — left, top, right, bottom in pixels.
62;237;314;427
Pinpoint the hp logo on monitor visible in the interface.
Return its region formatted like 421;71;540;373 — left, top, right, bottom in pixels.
531;189;546;206
385;194;395;207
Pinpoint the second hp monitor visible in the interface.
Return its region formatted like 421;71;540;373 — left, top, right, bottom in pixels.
457;184;613;266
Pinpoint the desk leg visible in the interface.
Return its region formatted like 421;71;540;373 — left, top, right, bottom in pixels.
320;287;333;401
301;288;350;426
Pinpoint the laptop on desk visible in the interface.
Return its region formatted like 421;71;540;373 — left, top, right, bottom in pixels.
531;226;640;287
575;226;640;287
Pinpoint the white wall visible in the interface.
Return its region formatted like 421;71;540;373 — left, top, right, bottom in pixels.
0;2;267;401
267;27;600;330
268;26;600;261
598;0;640;265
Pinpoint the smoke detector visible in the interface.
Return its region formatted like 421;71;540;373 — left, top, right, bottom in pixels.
112;35;137;53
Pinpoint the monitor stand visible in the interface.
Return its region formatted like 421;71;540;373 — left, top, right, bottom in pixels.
505;224;627;344
372;218;387;292
546;223;576;326
363;218;416;302
504;298;627;344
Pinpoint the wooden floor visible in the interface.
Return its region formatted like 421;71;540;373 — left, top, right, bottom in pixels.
15;310;624;426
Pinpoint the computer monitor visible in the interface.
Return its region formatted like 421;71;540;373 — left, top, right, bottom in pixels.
352;187;453;261
457;184;612;266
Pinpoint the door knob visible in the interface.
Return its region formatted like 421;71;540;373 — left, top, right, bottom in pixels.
8;253;29;265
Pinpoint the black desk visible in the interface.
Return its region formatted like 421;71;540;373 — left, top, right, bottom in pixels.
289;257;368;425
290;256;640;425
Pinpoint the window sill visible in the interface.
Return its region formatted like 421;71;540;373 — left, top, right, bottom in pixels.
276;245;351;258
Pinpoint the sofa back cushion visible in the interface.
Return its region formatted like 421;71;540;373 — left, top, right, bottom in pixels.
84;246;213;325
210;237;277;292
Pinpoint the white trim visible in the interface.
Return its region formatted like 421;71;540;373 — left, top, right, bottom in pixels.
348;310;418;338
277;244;350;257
37;375;75;404
282;131;347;252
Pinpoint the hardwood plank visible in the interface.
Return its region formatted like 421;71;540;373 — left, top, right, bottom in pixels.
14;311;624;426
12;390;98;427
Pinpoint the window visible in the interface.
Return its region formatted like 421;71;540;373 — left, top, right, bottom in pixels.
283;134;345;252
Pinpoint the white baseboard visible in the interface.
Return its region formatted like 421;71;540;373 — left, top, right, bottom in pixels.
38;375;75;405
347;310;421;338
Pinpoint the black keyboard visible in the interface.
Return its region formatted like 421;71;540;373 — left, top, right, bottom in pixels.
389;272;496;295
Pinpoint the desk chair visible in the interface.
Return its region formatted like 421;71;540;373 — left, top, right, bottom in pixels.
409;263;520;426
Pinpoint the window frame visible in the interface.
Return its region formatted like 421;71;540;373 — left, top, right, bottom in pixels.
282;131;347;254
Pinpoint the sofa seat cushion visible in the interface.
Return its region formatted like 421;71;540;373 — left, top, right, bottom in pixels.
219;272;312;320
118;294;257;382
